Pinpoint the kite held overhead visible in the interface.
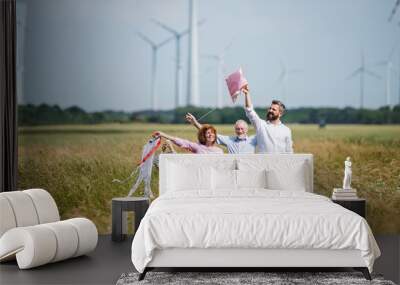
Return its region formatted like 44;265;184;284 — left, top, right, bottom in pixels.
225;67;248;103
195;67;249;122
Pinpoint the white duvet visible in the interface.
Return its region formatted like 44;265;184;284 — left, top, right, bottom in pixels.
131;190;380;273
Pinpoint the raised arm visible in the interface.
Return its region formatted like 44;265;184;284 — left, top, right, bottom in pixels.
185;113;202;130
154;131;200;153
243;85;253;108
216;134;230;146
242;85;262;129
153;131;177;141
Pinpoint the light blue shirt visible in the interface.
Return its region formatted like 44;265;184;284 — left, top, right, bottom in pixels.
216;135;257;154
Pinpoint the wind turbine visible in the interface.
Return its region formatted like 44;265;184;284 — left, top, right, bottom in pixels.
202;40;234;108
187;0;200;106
136;32;174;111
388;0;400;25
375;42;399;108
151;18;205;109
275;60;302;104
388;2;400;104
346;51;381;109
398;49;400;105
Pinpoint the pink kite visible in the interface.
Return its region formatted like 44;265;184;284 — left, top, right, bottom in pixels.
225;67;248;103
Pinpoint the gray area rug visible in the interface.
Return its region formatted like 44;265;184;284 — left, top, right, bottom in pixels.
116;271;396;285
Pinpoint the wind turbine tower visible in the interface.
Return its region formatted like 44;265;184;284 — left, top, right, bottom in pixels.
151;19;205;109
187;0;200;106
397;46;400;106
136;32;173;110
151;20;185;109
275;60;302;104
346;51;381;109
376;43;399;108
388;0;400;104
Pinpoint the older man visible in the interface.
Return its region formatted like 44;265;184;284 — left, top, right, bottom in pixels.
185;113;257;154
242;85;293;153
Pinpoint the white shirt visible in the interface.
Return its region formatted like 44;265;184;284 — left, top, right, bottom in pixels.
245;106;293;153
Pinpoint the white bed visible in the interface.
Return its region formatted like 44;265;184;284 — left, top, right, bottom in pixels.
131;154;380;280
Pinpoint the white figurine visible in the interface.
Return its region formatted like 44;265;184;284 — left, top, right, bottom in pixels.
343;157;352;190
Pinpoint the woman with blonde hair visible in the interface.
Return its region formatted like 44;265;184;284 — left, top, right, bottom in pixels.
153;124;223;154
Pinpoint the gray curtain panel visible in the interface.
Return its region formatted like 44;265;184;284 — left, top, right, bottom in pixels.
0;0;17;192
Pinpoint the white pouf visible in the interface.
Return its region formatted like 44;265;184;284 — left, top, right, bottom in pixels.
0;189;98;269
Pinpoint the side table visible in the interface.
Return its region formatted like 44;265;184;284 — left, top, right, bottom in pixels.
332;198;366;218
112;197;149;242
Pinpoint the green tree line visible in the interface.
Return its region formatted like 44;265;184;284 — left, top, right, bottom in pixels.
18;103;400;126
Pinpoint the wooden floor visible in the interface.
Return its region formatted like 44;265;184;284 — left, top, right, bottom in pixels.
0;235;399;285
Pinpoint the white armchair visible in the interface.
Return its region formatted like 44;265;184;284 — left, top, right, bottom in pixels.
0;189;98;269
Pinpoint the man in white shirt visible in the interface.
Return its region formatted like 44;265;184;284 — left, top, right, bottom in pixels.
185;113;257;154
242;85;293;153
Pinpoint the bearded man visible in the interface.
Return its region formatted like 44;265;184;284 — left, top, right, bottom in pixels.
242;85;293;153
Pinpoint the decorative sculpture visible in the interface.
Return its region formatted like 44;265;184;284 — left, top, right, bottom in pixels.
343;157;352;190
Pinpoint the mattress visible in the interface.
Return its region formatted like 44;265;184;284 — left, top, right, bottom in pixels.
131;190;380;273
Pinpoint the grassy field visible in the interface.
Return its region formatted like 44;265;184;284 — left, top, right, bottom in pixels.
18;123;400;234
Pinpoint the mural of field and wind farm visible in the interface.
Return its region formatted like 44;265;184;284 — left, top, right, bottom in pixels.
17;0;400;235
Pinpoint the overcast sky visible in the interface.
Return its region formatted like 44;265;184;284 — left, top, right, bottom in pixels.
17;0;400;111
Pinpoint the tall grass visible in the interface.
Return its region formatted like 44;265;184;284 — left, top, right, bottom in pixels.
18;123;400;234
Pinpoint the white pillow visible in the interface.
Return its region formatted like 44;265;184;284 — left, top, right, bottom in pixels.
236;169;267;189
212;168;237;190
167;163;212;191
266;163;307;191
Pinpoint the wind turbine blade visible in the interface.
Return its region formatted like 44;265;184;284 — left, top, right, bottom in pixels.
222;37;235;54
180;18;206;36
197;18;207;27
364;69;382;79
345;68;362;80
274;59;286;83
136;32;156;47
151;18;178;36
388;39;400;60
157;35;175;48
275;71;286;83
388;0;400;22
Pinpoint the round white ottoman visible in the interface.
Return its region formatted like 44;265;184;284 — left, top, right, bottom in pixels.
0;218;98;269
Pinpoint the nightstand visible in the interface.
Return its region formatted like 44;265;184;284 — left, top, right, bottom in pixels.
332;198;366;218
112;197;149;242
